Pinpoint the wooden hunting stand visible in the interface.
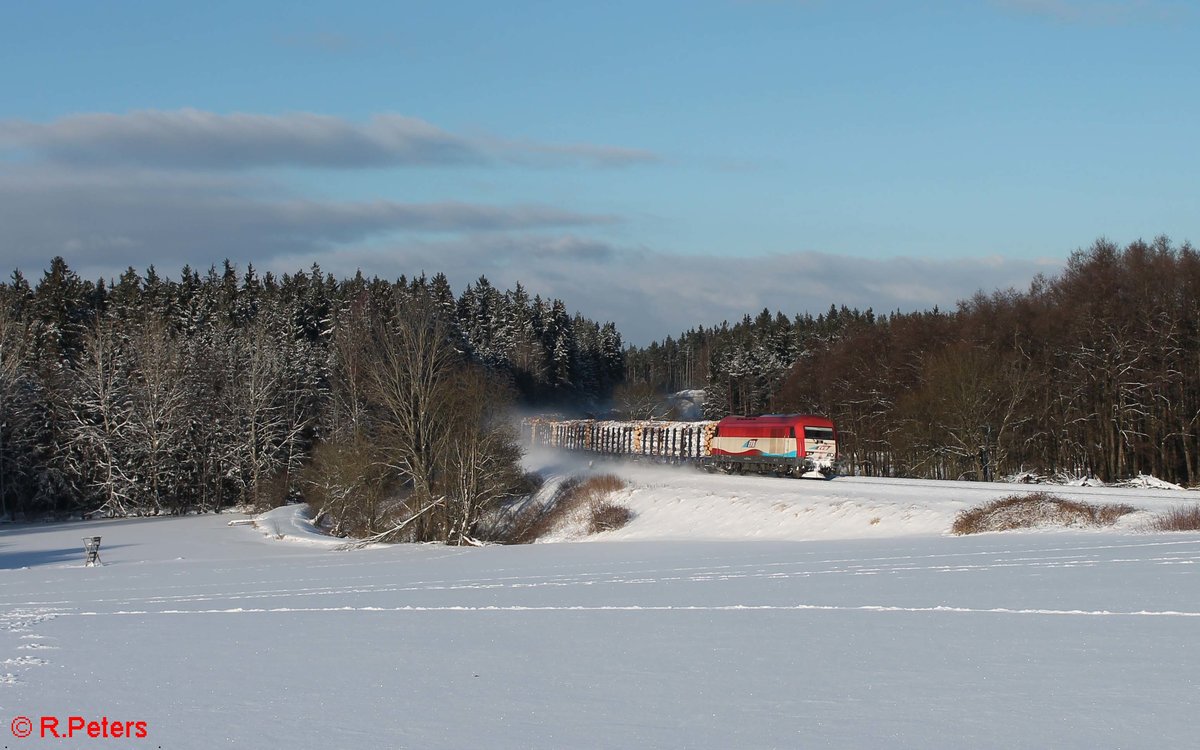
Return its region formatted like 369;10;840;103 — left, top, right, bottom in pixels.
83;536;102;567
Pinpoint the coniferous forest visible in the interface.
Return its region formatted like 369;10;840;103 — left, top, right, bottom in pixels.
0;259;621;538
2;237;1198;533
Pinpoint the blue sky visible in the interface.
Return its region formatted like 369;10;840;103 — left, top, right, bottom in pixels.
0;0;1195;342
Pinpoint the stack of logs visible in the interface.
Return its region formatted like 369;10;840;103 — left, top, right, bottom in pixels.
524;418;718;461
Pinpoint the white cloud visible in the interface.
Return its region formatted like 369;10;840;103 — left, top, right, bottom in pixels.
0;109;1055;344
0;166;613;275
1;180;1056;342
267;236;1060;345
0;109;659;170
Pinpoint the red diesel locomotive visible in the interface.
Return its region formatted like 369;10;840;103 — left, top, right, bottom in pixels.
703;414;838;478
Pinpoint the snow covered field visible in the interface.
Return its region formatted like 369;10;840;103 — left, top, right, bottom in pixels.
2;460;1198;749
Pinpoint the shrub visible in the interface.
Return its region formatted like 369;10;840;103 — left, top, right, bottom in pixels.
581;474;627;495
588;502;633;534
1146;505;1200;532
302;438;398;538
248;471;294;514
505;474;631;543
952;491;1136;535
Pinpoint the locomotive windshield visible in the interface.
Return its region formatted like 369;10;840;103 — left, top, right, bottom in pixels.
804;427;834;441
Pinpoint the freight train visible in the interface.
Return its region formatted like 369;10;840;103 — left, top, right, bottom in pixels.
524;413;838;479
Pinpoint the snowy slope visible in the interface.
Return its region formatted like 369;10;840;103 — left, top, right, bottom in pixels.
2;460;1198;749
526;450;1190;542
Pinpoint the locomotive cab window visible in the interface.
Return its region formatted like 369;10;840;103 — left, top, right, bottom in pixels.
804;427;834;441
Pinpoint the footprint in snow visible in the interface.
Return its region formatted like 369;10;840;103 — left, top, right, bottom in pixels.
3;656;48;667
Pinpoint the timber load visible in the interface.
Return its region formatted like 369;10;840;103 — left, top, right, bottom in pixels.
523;414;838;478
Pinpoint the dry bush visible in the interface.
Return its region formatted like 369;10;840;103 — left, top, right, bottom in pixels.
952;491;1136;535
588;502;633;534
504;477;581;544
1146;505;1200;532
302;438;399;538
250;472;293;514
505;474;630;543
582;474;626;495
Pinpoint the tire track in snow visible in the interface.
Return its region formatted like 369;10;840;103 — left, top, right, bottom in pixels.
68;604;1200;618
3;539;1197;610
4;540;1198;611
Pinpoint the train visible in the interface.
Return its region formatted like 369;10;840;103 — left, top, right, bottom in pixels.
704;414;838;478
523;413;839;479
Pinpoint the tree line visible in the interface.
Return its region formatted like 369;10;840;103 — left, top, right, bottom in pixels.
0;258;622;537
4;236;1195;532
626;238;1200;485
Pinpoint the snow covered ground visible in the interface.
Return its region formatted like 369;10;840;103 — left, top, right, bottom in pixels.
2;457;1198;748
530;450;1192;542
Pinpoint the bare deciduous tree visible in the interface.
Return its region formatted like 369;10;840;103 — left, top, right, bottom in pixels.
311;294;527;544
69;322;136;516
